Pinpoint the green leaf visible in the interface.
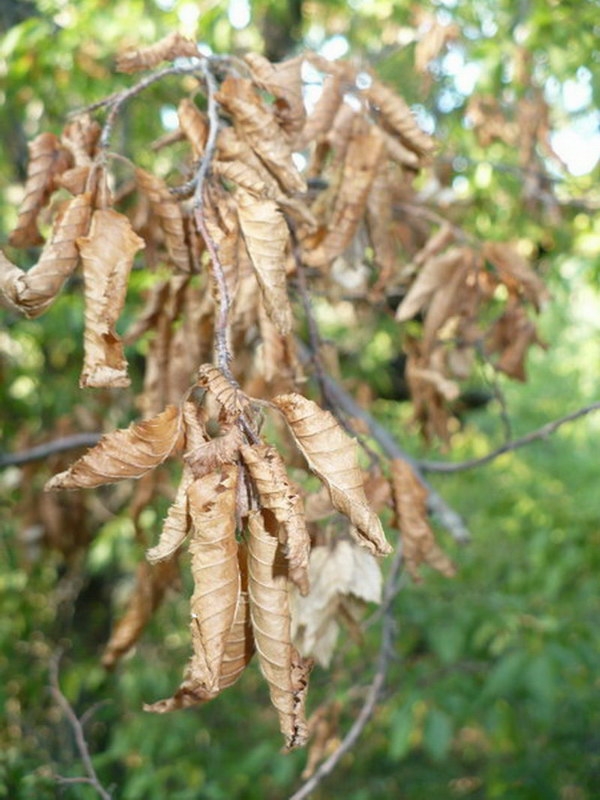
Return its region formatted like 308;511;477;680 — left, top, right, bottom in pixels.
388;702;415;760
423;708;453;762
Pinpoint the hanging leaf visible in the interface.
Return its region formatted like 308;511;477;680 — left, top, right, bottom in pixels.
45;405;183;490
237;188;292;335
78;208;145;388
146;464;194;564
8;132;72;248
243;53;306;136
272;393;392;557
116;31;199;73
483;241;550;310
241;442;310;595
0;192;93;318
215;75;306;195
296;73;344;150
364;77;435;160
135;167;190;272
291;538;382;667
391;458;455;580
102;555;180;668
197;363;252;419
182;466;241;695
144;542;253;712
177;98;208;158
247;509;311;749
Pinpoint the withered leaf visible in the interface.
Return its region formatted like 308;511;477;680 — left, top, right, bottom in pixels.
291;538;382;667
186;466;240;694
272;393;392;557
78;208;145;388
237;188;292;335
391;458;455;580
215;75;306;195
197;363;252;419
395;243;462;323
243;53;306;136
241;443;310;594
135;167;190;272
177;98;208;158
9;132;72;248
146;464;194;564
483;241;550;311
116;31;199;73
144;542;253;712
0;193;93;318
364;78;435;159
102;555;180;669
247;509;311;750
45;405;183;490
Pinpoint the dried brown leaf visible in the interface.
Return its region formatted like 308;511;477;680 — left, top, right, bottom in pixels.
486;303;545;381
236;189;292;335
146;463;194;564
272;393;392;557
391;458;455;580
0;192;93;318
135;167;190;272
395;242;461;322
483;241;550;310
364;78;436;160
45;405;183;490
215;75;306;195
247;509;311;749
241;443;310;594
177;98;208;158
116;31;198;73
296;73;344;150
197;363;252;419
9;132;72;247
102;555;180;668
78;209;145;388
185;466;241;694
291;538;382;667
243;53;306;136
144;542;253;712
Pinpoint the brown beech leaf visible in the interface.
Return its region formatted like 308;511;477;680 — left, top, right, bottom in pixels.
364;78;435;160
291;538;382;667
8;132;72;248
272;393;392;557
241;443;310;595
146;464;194;564
483;241;550;311
61;116;101;167
486;303;546;381
177;98;208;158
202;181;240;302
186;466;240;694
135;167;190;272
247;509;312;750
197;364;252;419
243;53;306;136
391;458;455;581
45;405;183;490
237;188;292;335
78;209;145;388
116;31;198;73
304;124;385;268
0;192;93;318
144;542;254;712
295;73;344;150
395;243;462;322
102;554;180;668
215;75;306;195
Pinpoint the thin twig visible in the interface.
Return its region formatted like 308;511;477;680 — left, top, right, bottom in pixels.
289;547;404;800
49;654;112;800
418;400;600;473
0;433;102;468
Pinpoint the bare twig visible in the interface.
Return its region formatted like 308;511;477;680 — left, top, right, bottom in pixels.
289;547;404;800
0;433;102;468
418;400;600;473
49;654;112;800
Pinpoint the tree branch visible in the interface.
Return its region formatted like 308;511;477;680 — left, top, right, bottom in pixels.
418;400;600;473
0;433;102;468
289;546;404;800
49;654;112;800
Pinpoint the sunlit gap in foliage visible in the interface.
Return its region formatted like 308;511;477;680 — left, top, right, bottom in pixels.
228;0;251;30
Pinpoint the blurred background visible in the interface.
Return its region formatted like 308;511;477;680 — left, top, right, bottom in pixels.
1;1;599;797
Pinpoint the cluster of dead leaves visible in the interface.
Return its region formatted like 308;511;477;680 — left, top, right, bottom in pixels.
0;32;551;748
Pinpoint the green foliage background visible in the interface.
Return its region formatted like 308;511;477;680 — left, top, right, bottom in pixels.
1;0;599;798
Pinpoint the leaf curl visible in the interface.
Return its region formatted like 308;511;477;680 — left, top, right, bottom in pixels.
45;405;183;490
272;393;392;557
247;509;311;749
